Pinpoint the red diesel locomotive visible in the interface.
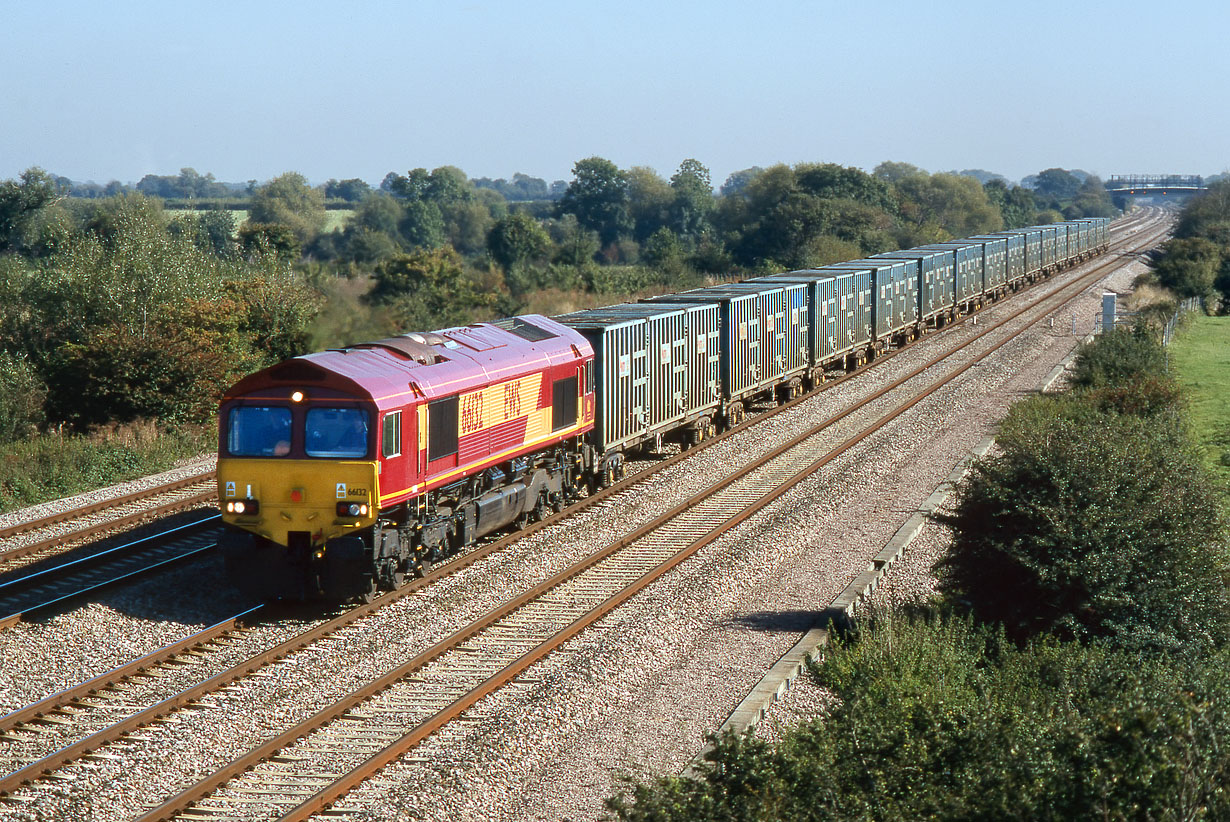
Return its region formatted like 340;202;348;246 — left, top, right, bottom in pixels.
217;315;595;601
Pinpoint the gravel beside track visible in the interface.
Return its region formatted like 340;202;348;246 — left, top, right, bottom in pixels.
0;232;1160;821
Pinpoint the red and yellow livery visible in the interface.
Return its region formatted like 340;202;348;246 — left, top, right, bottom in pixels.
218;315;594;600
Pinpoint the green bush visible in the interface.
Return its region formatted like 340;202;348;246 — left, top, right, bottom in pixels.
934;391;1230;655
1068;324;1167;389
0;351;46;443
608;614;1230;821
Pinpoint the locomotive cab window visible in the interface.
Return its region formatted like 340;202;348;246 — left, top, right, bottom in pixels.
381;411;402;458
227;406;292;457
553;375;578;431
305;408;370;459
428;397;459;461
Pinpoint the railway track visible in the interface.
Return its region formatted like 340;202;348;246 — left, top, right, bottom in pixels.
0;513;222;629
0;210;1167;819
0;472;217;576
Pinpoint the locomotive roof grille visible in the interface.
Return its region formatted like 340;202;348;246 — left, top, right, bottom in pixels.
350;335;444;365
491;317;556;342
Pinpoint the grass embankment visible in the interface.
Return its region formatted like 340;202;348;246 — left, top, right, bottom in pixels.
0;422;211;514
1169;313;1230;491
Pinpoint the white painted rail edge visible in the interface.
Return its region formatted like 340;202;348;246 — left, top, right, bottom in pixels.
685;337;1090;774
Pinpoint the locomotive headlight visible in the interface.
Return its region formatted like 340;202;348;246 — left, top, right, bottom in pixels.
291;391;305;403
226;499;260;515
335;502;370;517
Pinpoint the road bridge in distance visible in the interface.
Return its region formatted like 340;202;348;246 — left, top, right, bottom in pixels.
1105;175;1206;198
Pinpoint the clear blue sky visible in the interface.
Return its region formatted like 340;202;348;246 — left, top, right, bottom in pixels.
2;0;1227;188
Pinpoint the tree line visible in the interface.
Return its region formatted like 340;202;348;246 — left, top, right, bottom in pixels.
609;325;1230;821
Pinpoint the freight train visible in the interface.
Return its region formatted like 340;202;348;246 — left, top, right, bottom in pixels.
217;217;1110;601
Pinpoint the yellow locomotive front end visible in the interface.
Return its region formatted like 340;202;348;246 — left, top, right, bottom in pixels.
218;458;378;550
218;396;383;600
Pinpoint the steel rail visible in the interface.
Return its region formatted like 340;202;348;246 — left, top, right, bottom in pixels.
0;514;221;630
0;486;217;569
136;216;1172;822
0;471;216;543
0;605;264;735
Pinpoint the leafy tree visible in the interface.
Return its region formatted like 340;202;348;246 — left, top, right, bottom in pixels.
895;172;1002;238
51;306;248;427
441;200;494;255
366;246;495;330
223;273;322;364
1033;167;1082;202
794;162;897;213
473;173;551;201
399;200;445;249
1151;236;1221;300
611;614;1230;822
1069;325;1169;389
0;168;62;253
1067;174;1117;218
625;166;673;244
249;172;326;247
487;212;551;274
643;227;685;273
135;168;230;200
19;202;76;257
344;227;399;264
872;160;925;183
349;191;403;238
0;351;46;442
169;209;236;258
384;166;474;205
669;158;714;244
949;168;1007;185
1177;179;1230;240
983;179;1037;229
323;178;371;202
424;165;473;204
718;166;764;198
238;222;301;260
557;156;631;245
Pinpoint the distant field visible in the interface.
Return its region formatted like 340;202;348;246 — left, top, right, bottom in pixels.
1169;313;1230;487
165;209;353;233
324;210;352;232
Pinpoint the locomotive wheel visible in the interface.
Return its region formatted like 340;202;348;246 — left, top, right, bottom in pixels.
357;575;379;604
388;560;408;590
534;492;551;522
